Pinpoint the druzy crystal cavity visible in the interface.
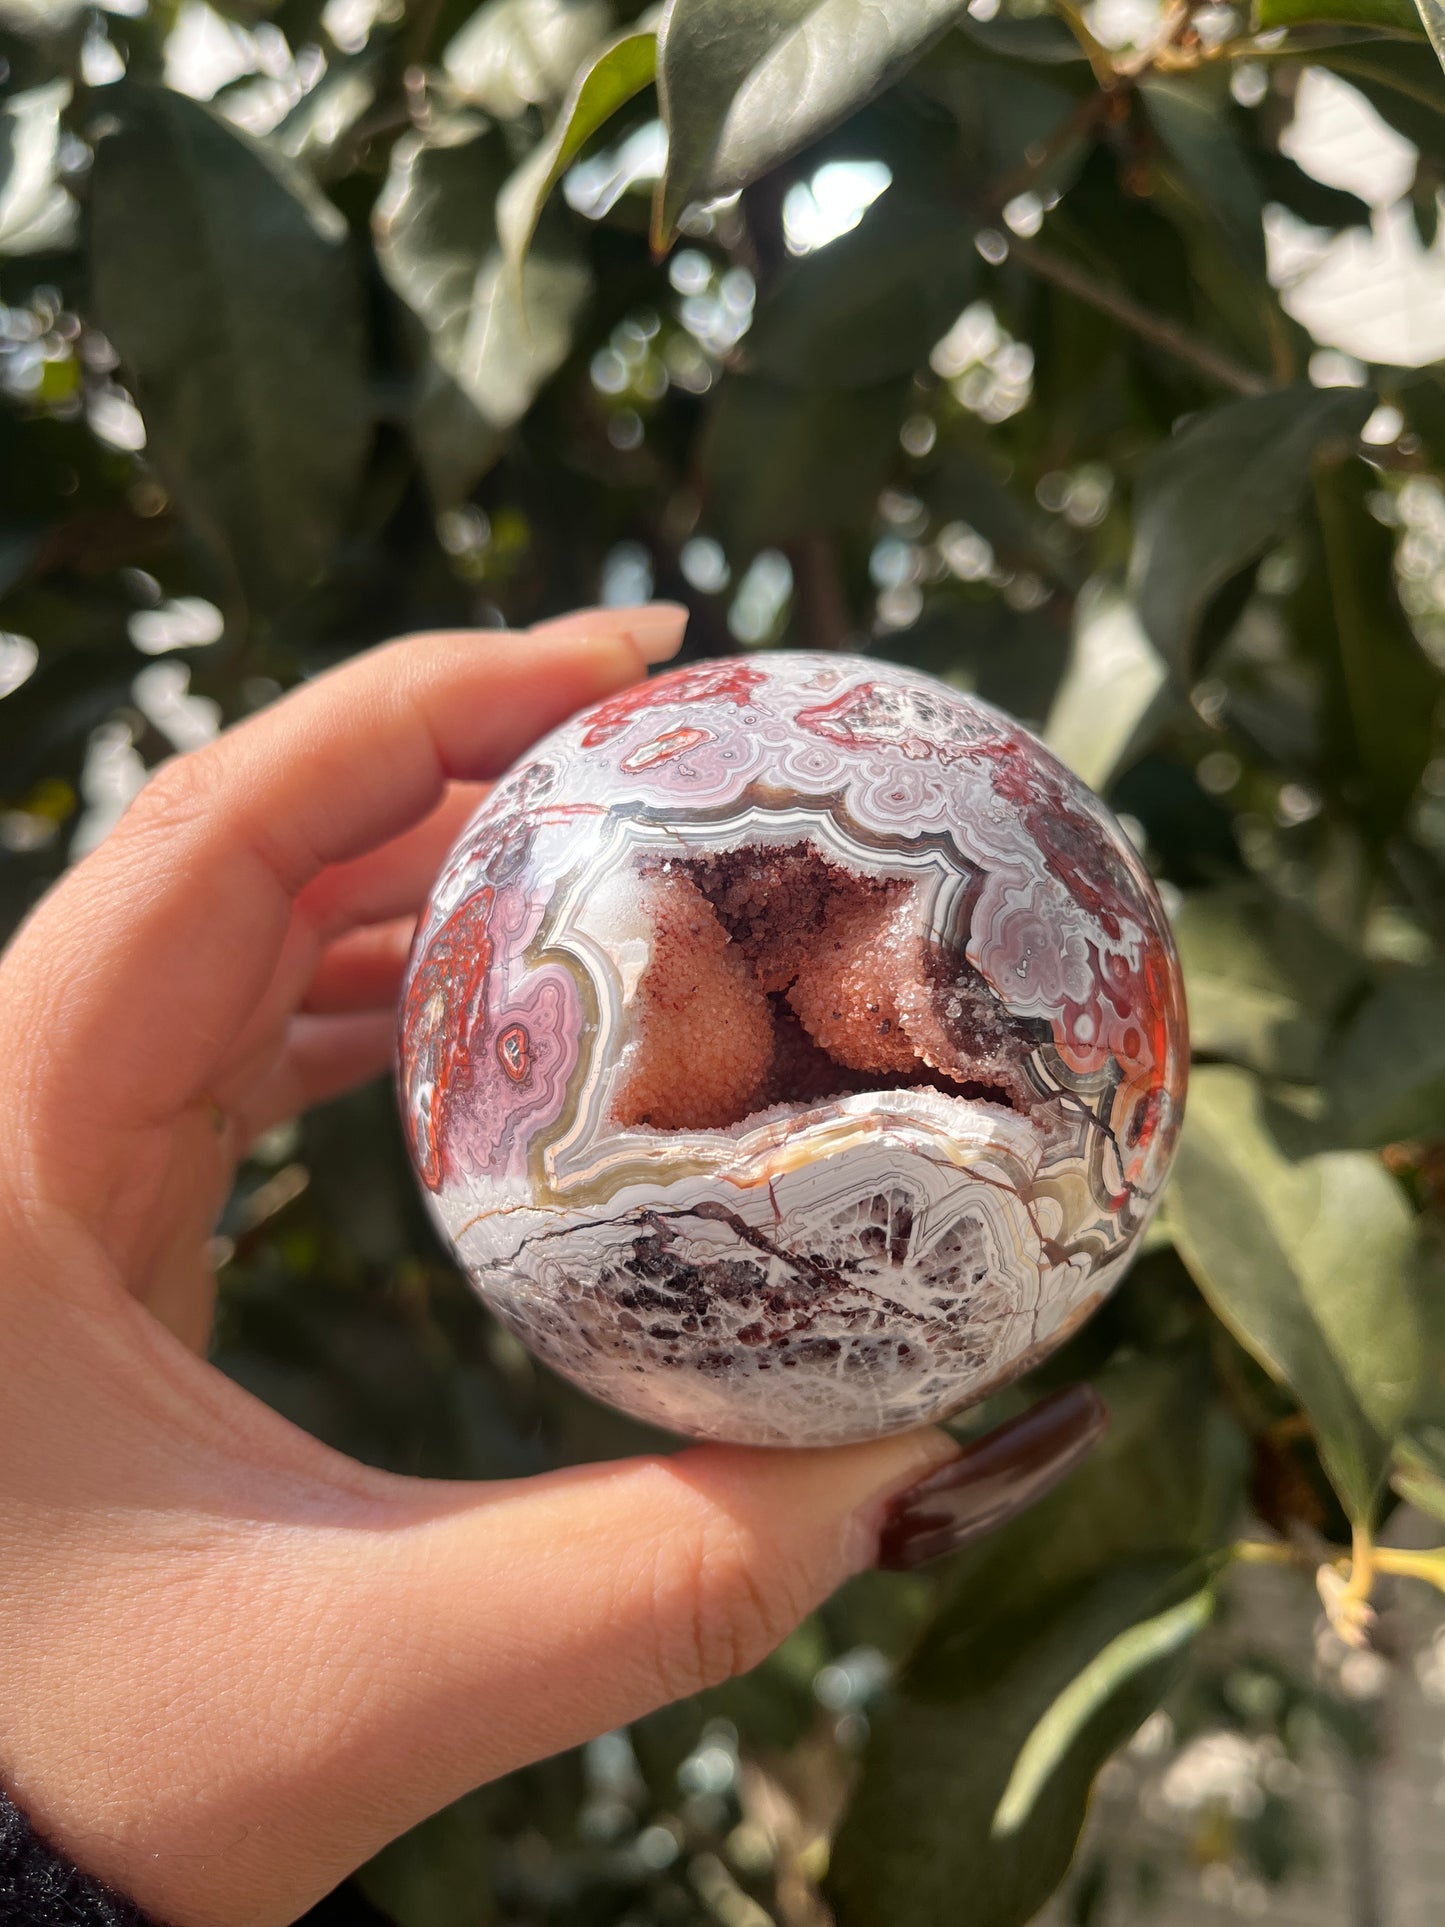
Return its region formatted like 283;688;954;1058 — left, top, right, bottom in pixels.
398;652;1188;1446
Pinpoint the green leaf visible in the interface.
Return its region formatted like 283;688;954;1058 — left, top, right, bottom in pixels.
831;1559;1211;1927
374;119;592;505
1411;0;1445;54
828;1351;1242;1927
954;9;1091;62
1044;580;1171;791
914;32;1088;187
270;47;381;172
1311;460;1442;842
444;0;613;119
700;374;907;559
497;28;657;283
89;81;368;617
1141;78;1265;273
992;1579;1214;1837
1394;1452;1445;1519
654;0;968;246
1171;885;1366;1081
0;79;76;254
1324;965;1445;1147
1168;1064;1423;1522
1396;1230;1445;1500
1255;0;1426;32
942;1351;1248;1606
745;193;975;387
1128;384;1375;674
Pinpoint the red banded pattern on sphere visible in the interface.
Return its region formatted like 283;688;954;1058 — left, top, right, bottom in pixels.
398;652;1188;1446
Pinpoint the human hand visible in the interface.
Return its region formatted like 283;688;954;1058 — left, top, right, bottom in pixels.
0;607;1103;1926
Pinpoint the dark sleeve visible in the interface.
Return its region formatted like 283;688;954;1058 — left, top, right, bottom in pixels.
0;1789;397;1927
1;1789;149;1926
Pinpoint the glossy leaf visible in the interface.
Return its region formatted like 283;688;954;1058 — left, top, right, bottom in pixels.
270;47;381;171
89;81;368;616
0;79;75;253
1324;966;1445;1148
991;1580;1214;1835
828;1353;1241;1927
1255;0;1425;30
1397;1439;1445;1526
1141;78;1265;273
374;120;591;504
654;0;969;245
1413;0;1445;78
1396;1232;1445;1502
831;1559;1211;1927
497;29;658;282
1394;1453;1445;1520
1169;1065;1423;1523
444;0;612;119
1171;886;1365;1082
1044;581;1170;791
1128;384;1375;674
1311;460;1442;842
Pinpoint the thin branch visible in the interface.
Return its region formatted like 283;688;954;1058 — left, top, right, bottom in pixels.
1052;0;1120;88
787;535;853;651
403;0;447;67
1374;1546;1445;1592
982;89;1115;219
1116;0;1198;78
1005;235;1272;396
1231;1538;1305;1566
1324;1518;1380;1648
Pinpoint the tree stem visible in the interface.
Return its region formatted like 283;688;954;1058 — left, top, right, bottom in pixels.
982;91;1113;218
1005;236;1272;396
1052;0;1120;88
787;535;853;651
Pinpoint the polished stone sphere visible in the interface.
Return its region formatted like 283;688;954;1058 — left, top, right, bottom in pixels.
398;652;1188;1446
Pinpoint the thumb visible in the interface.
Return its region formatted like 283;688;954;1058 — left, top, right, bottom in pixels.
354;1388;1099;1807
19;1393;1101;1927
370;1430;963;1773
237;1431;960;1926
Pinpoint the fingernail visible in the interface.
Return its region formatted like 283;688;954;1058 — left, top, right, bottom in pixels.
875;1384;1108;1572
616;602;689;664
527;603;689;666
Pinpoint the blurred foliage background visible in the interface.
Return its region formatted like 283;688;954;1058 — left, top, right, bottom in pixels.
3;0;1445;1922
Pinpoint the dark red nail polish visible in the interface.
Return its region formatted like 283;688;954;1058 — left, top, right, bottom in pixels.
875;1383;1108;1571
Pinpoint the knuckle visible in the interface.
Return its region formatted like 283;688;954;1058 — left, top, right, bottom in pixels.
649;1510;801;1700
118;750;212;843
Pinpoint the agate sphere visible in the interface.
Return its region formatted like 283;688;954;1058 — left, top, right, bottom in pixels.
398;652;1188;1446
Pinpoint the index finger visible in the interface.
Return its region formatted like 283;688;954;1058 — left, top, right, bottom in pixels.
2;606;686;1135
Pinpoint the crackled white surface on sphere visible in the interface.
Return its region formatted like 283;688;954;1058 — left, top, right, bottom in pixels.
398;652;1188;1445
